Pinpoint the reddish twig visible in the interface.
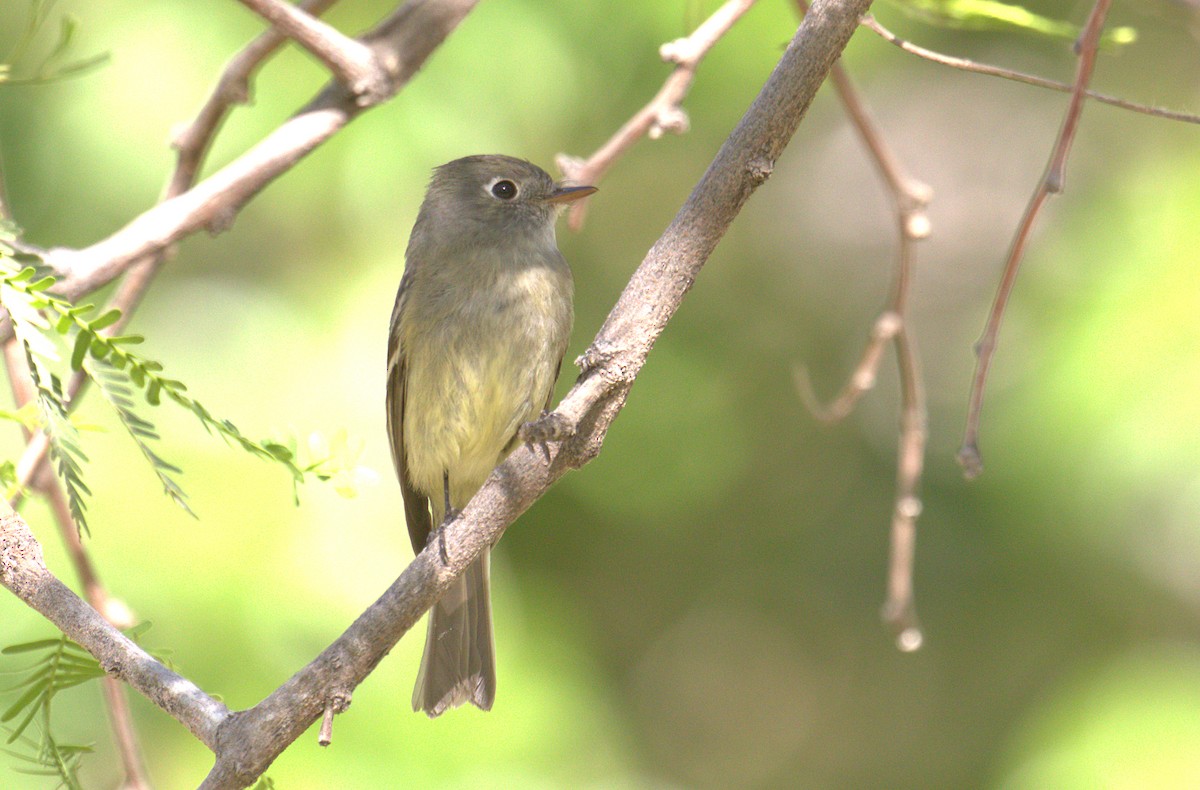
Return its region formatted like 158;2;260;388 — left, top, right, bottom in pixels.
557;0;758;230
791;0;930;648
861;15;1200;126
959;0;1113;478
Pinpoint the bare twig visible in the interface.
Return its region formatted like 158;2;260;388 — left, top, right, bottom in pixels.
44;485;150;790
170;0;341;200
795;312;899;422
959;0;1112;477
557;0;758;230
882;256;925;651
318;704;335;747
36;0;480;306
790;0;929;648
235;0;388;104
860;14;1200;126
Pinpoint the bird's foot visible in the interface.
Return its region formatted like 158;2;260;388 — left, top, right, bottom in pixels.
428;508;461;565
519;411;574;463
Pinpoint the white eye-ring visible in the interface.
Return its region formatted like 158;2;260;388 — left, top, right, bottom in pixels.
487;177;519;201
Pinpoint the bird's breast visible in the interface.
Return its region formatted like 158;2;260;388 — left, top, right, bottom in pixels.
400;255;573;503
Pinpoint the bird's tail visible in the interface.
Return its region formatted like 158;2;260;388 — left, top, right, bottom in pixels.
412;549;496;716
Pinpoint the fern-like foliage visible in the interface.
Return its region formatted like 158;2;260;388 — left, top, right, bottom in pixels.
0;0;109;87
1;728;91;790
0;267;93;532
86;356;193;516
0;636;106;744
0;238;357;525
0;626;159;787
884;0;1136;45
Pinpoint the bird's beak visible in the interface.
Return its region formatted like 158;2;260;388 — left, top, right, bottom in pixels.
543;184;598;204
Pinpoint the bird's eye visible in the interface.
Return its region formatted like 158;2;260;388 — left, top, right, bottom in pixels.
490;179;518;200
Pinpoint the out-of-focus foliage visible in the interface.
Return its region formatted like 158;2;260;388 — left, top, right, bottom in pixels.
885;0;1137;44
0;0;107;86
0;1;1198;788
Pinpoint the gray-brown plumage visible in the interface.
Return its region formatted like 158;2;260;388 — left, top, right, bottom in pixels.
386;155;595;716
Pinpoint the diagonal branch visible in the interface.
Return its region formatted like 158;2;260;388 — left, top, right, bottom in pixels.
959;0;1112;478
861;14;1200;126
557;0;759;230
790;0;928;649
0;506;230;749
235;0;389;104
38;0;480;304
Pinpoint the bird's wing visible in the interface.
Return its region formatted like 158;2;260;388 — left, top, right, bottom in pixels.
387;271;434;553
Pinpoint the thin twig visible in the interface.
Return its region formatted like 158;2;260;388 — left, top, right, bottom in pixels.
881;236;925;651
44;483;150;789
318;704;335;747
959;0;1113;478
35;0;480;307
2;341;151;789
791;0;930;648
795;311;899;422
557;0;758;230
860;14;1200;126
170;0;341;200
235;0;388;104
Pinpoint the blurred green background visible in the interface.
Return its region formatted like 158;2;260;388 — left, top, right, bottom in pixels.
2;1;1199;788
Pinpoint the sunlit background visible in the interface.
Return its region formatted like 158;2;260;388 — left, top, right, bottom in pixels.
2;1;1199;787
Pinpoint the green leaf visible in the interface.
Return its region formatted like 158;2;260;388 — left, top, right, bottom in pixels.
108;334;143;345
26;275;54;293
89;337;109;359
87;308;121;331
69;330;91;371
884;0;1137;45
1;640;67;655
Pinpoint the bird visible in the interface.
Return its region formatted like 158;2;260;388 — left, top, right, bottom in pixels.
386;154;596;716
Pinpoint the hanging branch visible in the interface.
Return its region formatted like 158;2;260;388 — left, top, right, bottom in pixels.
790;0;929;649
959;0;1113;477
